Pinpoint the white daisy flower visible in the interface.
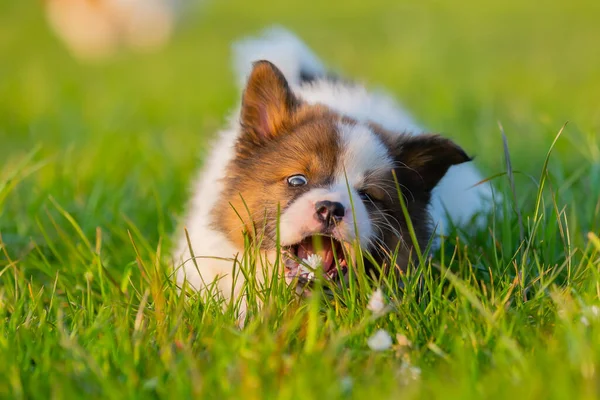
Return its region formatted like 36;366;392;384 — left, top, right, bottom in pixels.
300;253;322;280
367;288;387;316
302;253;323;269
367;329;393;351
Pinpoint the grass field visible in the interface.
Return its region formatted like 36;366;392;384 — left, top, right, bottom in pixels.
2;0;600;398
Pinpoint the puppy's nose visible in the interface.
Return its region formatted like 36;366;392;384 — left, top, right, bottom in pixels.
315;200;345;227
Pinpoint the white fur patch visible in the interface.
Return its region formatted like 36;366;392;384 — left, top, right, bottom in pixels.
232;27;325;88
297;81;423;134
335;122;394;186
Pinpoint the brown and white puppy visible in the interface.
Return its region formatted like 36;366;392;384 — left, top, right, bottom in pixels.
175;28;495;304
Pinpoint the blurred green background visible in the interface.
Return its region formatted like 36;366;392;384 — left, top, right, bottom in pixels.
1;0;599;254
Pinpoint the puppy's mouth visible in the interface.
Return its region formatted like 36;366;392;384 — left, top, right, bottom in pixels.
283;235;349;284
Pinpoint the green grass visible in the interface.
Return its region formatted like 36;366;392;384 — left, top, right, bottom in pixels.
2;0;600;398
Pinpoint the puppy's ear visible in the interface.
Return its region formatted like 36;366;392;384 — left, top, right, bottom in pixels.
239;60;298;145
392;134;472;193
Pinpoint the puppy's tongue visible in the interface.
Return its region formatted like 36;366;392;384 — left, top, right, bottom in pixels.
297;237;336;272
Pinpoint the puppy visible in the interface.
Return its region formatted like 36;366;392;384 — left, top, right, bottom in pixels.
175;28;496;304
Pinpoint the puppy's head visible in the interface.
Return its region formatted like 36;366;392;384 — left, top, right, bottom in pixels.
213;61;470;284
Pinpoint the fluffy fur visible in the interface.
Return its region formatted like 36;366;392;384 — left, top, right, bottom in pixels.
174;27;496;302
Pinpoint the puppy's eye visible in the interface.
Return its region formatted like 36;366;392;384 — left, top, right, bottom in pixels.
287;174;308;187
358;190;372;202
358;187;385;203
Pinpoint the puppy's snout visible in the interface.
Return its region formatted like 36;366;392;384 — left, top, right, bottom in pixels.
315;200;345;228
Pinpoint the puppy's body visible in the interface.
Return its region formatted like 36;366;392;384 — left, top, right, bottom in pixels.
175;28;495;300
